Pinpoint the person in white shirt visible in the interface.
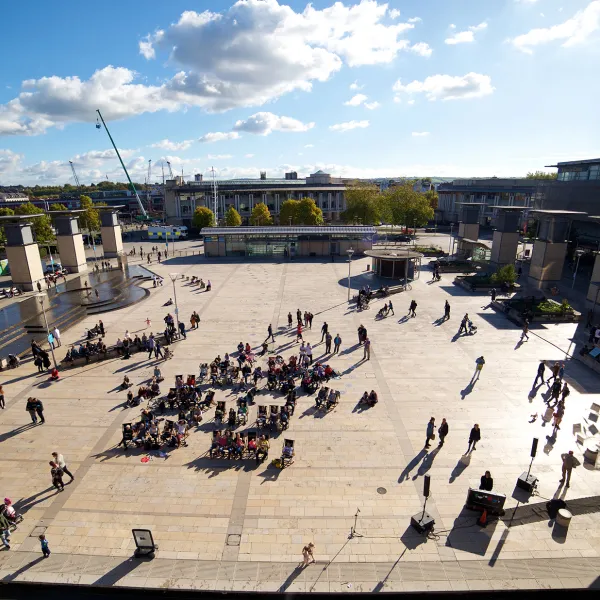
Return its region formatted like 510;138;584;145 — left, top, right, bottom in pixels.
52;327;61;347
51;452;74;481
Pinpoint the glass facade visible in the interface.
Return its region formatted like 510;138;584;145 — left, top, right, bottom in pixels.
557;164;600;181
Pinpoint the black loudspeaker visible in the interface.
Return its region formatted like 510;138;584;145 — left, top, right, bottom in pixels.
410;512;435;534
531;438;538;458
517;472;538;493
423;475;431;498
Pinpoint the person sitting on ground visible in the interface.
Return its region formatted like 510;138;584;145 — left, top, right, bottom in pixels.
480;471;493;491
50;367;60;381
121;375;131;390
64;349;74;363
368;390;378;406
153;366;163;382
359;391;369;406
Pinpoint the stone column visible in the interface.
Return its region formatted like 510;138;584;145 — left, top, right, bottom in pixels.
4;222;45;291
100;211;123;258
458;205;480;241
527;217;569;289
586;252;600;316
55;216;87;273
490;210;520;267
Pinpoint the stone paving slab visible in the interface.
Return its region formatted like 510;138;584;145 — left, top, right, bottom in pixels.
1;255;600;591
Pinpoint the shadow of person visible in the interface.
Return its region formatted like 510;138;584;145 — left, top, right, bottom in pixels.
514;339;524;350
460;382;474;399
449;454;471;483
398;449;428;483
397;315;409;325
413;447;440;479
279;565;305;592
544;432;557;454
432;317;445;327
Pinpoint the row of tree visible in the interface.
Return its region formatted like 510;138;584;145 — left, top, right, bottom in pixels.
341;183;436;227
0;195;103;245
4;180;144;199
192;197;325;228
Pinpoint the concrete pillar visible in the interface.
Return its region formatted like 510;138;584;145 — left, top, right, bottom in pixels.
458;206;480;241
100;211;123;258
55;216;87;273
491;211;520;267
586;252;600;315
527;216;569;289
4;222;45;291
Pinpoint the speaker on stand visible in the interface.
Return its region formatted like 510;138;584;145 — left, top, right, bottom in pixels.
517;438;539;493
410;475;435;533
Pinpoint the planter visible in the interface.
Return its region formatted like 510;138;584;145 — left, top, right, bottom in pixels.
454;277;520;294
506;307;581;325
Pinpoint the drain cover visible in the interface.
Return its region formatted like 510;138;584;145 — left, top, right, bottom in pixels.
377;487;387;495
227;534;241;546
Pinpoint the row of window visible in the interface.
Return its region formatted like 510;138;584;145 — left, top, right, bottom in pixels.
557;166;600;181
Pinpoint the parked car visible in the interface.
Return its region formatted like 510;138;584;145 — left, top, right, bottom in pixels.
45;263;67;275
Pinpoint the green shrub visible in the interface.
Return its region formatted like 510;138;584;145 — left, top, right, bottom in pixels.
490;264;517;286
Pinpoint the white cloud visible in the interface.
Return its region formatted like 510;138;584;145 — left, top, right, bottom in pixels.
349;80;364;90
151;138;194;151
197;131;240;143
409;42;433;56
245;153;255;158
0;149;22;175
408;17;422;24
510;1;600;53
344;93;368;106
329;120;370;132
364;101;381;110
389;8;401;19
233;112;314;136
449;23;456;29
445;21;488;44
393;72;494;101
304;144;314;148
412;131;430;137
1;2;430;137
207;154;233;160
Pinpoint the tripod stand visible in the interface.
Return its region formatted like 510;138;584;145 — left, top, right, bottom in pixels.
349;508;363;539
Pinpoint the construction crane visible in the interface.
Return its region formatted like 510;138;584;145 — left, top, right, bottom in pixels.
95;109;149;220
146;159;152;213
69;161;81;190
166;161;174;179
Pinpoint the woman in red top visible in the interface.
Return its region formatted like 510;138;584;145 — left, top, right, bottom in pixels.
296;324;303;342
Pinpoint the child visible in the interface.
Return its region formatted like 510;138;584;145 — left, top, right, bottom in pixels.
39;534;50;558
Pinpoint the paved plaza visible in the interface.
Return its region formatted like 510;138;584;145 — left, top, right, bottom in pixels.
1;252;599;592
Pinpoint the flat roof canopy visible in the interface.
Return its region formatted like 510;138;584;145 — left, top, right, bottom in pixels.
201;226;377;236
489;206;527;210
97;205;126;210
456;202;487;206
365;249;423;260
47;209;86;215
528;210;588;217
0;214;45;222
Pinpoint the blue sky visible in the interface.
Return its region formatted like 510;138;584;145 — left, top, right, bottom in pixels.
1;0;599;185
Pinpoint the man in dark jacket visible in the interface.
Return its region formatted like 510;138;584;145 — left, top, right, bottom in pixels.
467;424;480;452
34;398;45;424
533;361;545;387
438;418;449;446
480;471;493;491
425;417;435;448
321;322;329;342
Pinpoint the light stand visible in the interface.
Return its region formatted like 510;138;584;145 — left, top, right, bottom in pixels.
346;247;354;302
517;437;539;493
410;475;435;534
169;272;180;335
36;293;58;370
348;507;363;539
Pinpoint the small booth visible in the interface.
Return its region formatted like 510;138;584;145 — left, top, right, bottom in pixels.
456;239;491;262
365;249;423;281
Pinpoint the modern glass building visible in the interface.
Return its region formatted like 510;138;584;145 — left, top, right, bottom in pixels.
201;226;376;258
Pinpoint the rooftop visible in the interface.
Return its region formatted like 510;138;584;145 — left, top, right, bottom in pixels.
546;158;600;168
201;226;376;236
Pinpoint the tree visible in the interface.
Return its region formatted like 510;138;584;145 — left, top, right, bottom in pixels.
225;206;242;227
526;171;557;180
78;195;101;233
49;203;68;211
14;203;54;242
424;189;438;211
0;207;14;246
381;185;434;229
279;199;300;225
491;264;517;286
192;206;215;229
297;198;324;225
250;202;273;226
341;183;382;225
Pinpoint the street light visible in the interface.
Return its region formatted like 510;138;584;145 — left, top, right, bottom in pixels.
35;293;58;370
169;272;180;333
347;247;354;301
449;223;454;255
572;249;585;289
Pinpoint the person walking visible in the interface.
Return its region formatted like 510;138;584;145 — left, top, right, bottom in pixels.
561;382;570;403
39;534;50;558
521;319;530;342
409;299;417;318
438;418;449;447
178;321;187;339
52;326;61;347
0;509;11;550
0;384;5;410
26;397;37;424
296;309;302;325
490;288;497;303
458;313;469;335
325;332;332;353
266;324;275;343
52;452;74;482
358;325;365;345
467;424;481;452
301;542;315;567
308;313;314;329
306;343;313;365
444;300;450;321
558;363;565;381
147;335;155;359
99;320;105;337
547;362;561;386
560;450;580;487
34;398;45;424
155;340;164;359
49;461;64;491
472;356;485;383
296;323;303;343
548;379;562;406
425;417;435;448
321;322;329;342
534;362;545;387
333;333;342;354
288;312;293;328
388;300;394;316
363;337;371;360
146;317;151;328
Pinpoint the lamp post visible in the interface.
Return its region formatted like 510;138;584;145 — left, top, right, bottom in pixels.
36;293;58;370
169;272;180;333
347;247;354;301
572;249;584;289
449;223;454;255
